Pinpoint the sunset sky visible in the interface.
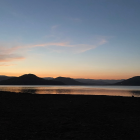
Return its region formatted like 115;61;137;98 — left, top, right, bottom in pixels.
0;0;140;79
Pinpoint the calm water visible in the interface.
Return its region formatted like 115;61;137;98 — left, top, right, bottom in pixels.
0;85;140;97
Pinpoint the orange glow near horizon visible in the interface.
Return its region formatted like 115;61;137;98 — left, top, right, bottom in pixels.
0;71;133;80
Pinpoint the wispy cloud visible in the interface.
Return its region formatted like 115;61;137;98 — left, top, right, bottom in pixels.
0;41;69;63
31;42;69;47
0;43;25;63
45;25;60;39
35;38;107;53
98;39;108;45
0;54;25;62
51;25;59;29
23;38;107;53
0;38;107;65
68;18;82;22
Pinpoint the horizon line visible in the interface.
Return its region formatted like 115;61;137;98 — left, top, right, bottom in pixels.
0;73;129;80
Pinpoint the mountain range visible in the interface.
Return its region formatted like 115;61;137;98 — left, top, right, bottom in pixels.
0;75;15;82
0;74;64;85
0;75;124;85
0;74;140;85
44;77;125;85
54;77;85;85
115;76;140;86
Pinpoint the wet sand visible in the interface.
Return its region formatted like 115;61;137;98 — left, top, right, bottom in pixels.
0;91;140;140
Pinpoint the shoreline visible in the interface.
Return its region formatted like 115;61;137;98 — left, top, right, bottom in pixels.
0;91;140;139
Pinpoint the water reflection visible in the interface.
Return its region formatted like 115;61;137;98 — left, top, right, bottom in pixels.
0;86;140;97
20;88;37;94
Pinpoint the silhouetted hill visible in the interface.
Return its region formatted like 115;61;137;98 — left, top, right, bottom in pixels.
54;77;85;85
75;79;125;85
103;79;125;84
0;75;15;82
115;76;140;85
75;79;107;85
0;74;65;85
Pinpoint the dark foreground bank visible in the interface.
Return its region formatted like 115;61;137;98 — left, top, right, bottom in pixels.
0;91;140;140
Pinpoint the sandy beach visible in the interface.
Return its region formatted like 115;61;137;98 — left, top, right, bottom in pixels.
0;91;140;140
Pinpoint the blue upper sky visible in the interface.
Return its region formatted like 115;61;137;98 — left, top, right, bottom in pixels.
0;0;140;79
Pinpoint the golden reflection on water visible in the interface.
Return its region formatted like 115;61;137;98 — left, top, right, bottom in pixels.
0;86;140;97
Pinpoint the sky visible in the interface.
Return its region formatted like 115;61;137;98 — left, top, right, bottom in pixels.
0;0;140;79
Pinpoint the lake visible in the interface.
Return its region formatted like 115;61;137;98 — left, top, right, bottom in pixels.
0;85;140;97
